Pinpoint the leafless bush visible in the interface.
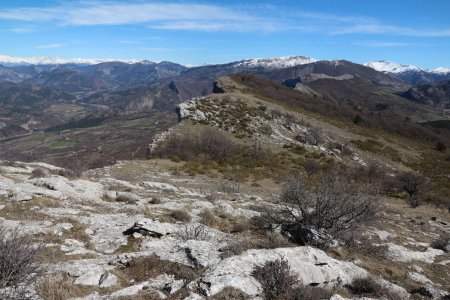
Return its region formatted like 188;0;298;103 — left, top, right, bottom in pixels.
205;192;218;203
30;168;47;178
430;233;450;253
219;240;253;258
171;210;192;223
153;126;238;161
148;197;161;204
429;194;450;210
291;285;334;300
231;217;249;233
252;258;298;300
346;277;381;297
258;233;293;249
304;159;321;176
36;274;84;300
1;160;18;167
407;195;424;208
281;113;298;129
199;209;218;227
56;168;78;179
177;224;209;241
116;193;138;204
218;180;240;193
296;127;323;146
397;171;428;208
346;277;402;300
209;287;250;300
260;124;273;136
0;224;43;299
274;171;379;245
270;109;283;120
343;232;389;259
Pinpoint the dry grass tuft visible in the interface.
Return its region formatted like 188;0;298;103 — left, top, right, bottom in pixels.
170;210;192;222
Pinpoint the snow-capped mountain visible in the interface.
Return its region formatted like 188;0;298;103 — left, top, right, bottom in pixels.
0;54;139;66
364;60;421;74
365;60;450;75
432;67;450;75
233;56;317;69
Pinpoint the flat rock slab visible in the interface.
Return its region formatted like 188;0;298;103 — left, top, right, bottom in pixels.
199;246;368;297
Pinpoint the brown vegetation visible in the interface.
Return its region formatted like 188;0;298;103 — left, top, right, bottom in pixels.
0;225;43;299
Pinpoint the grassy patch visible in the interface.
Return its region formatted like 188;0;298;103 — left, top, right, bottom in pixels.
50;139;76;148
351;139;402;162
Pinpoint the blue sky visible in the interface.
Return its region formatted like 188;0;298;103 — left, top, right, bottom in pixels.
1;0;450;68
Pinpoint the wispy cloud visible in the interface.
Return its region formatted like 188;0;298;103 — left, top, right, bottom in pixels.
295;12;450;37
0;1;305;33
119;40;140;44
9;27;34;33
355;41;418;47
0;1;449;37
35;43;63;49
0;2;260;29
138;47;202;52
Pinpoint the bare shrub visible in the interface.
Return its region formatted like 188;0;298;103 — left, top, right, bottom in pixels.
296;127;323;146
0;225;43;299
171;210;192;223
36;274;85;300
304;159;321;176
205;192;217;203
258;233;293;249
1;160;18;167
252;258;298;300
148;197;161;204
429;194;450;210
219;240;253;258
177;224;209;241
430;233;450;253
56;168;78;179
209;287;249;300
199;209;218;227
345;276;402;300
30;168;47;178
397;171;428;208
231;217;249;233
218;180;240;193
153;126;237;161
260;124;273;136
291;285;334;300
346;277;380;296
407;195;424;208
343;232;389;259
275;171;379;245
116;193;138;204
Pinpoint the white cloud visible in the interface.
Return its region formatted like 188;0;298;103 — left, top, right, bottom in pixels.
295;11;450;37
0;2;449;36
10;27;34;33
355;41;417;47
0;2;285;32
35;43;63;49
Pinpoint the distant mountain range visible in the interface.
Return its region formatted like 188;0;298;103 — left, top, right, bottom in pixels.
0;54;449;136
1;53;449;168
0;54;138;66
365;60;450;86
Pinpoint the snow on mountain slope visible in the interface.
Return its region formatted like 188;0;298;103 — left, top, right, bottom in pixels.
431;67;450;75
364;60;421;74
365;60;450;75
0;54;139;66
233;56;317;69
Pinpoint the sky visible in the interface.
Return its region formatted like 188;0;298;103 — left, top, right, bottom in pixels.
0;0;450;68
